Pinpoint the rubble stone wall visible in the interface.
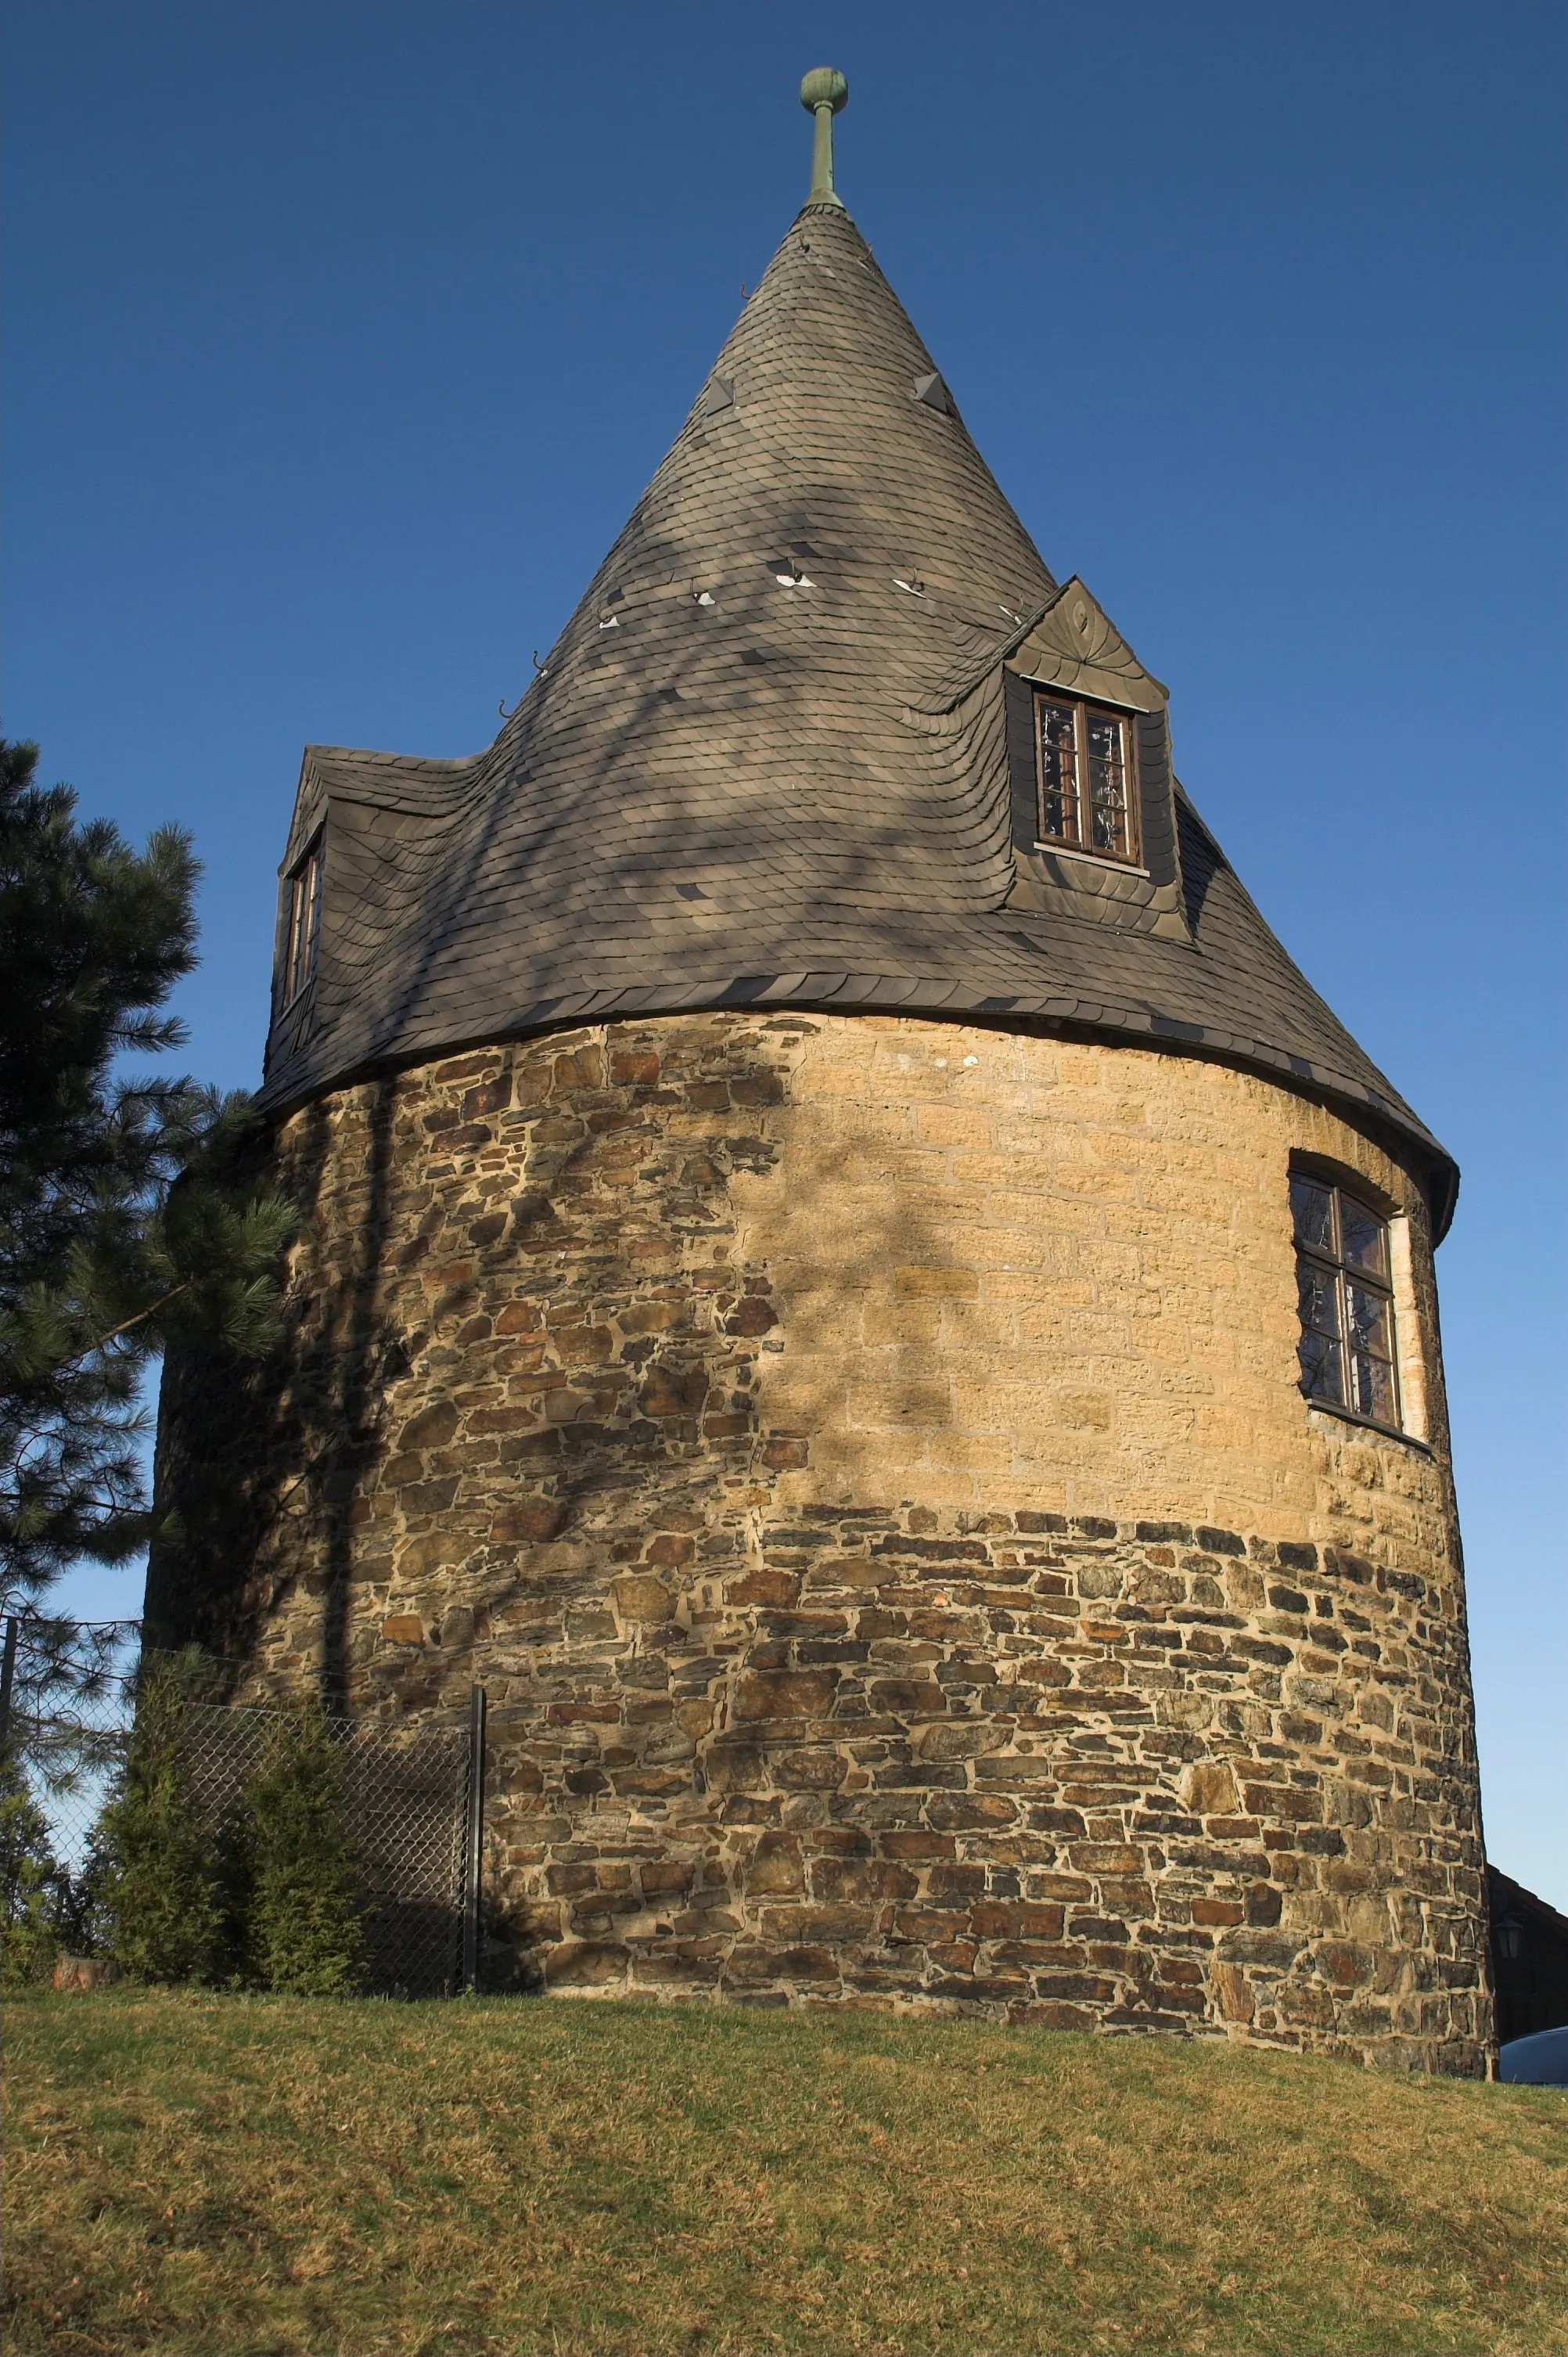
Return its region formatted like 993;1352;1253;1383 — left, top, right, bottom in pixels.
147;1011;1491;2071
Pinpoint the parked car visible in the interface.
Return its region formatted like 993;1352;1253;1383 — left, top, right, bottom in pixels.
1498;2026;1568;2085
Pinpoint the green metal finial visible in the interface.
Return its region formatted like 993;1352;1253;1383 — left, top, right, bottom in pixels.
800;67;848;209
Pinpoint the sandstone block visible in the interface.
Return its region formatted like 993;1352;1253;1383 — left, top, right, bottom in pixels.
744;1835;804;1895
895;1266;978;1299
732;1670;839;1722
544;1941;628;1985
493;1498;567;1544
391;1534;466;1580
1183;1761;1241;1815
610;1575;673;1624
52;1955;121;1992
638;1365;709;1419
775;1748;847;1789
397;1400;459;1452
916;1721;1005;1762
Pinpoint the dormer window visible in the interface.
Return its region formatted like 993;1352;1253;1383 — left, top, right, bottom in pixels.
280;833;323;1006
1034;692;1139;862
1291;1174;1400;1429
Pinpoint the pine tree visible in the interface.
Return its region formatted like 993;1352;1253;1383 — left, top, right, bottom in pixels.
0;738;297;1713
244;1701;365;1997
99;1650;225;1983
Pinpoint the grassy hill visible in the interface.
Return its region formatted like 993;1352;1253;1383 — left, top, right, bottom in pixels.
6;1988;1564;2357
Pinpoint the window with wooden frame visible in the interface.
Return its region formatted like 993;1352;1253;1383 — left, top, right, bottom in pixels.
280;833;323;1006
1290;1173;1400;1430
1033;691;1140;862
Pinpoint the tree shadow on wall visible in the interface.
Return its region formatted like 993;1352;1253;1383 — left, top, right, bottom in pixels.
146;1077;407;1707
460;1015;957;1775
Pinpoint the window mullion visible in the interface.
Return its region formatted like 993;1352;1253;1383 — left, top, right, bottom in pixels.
280;838;324;1008
1074;701;1088;846
1333;1266;1353;1409
1034;698;1048;842
1331;1184;1349;1409
306;851;322;970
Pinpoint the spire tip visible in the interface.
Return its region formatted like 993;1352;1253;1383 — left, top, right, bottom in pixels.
799;67;848;115
800;68;848;208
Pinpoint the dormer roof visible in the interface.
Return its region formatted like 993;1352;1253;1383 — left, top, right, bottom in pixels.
1005;579;1167;713
258;167;1455;1232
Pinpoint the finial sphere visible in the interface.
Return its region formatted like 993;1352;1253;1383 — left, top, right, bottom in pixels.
800;67;848;114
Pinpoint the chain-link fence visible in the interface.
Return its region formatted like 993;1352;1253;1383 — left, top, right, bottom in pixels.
1;1618;138;1869
172;1700;474;1997
2;1618;481;1999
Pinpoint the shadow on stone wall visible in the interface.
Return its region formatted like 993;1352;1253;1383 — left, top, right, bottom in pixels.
146;1014;851;1709
146;1078;408;1699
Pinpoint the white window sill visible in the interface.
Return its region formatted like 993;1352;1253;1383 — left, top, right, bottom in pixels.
1033;842;1149;880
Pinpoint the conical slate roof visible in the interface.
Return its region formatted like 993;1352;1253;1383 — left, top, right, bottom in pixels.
260;183;1455;1227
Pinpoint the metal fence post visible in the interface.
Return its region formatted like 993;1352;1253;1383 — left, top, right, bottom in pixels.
462;1683;487;1994
0;1616;18;1749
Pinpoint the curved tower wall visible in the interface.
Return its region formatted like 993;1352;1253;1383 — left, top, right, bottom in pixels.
149;1010;1491;2071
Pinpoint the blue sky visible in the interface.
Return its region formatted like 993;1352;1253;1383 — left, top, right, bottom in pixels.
5;3;1563;1900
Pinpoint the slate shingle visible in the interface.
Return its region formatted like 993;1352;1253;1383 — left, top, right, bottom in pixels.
257;196;1456;1234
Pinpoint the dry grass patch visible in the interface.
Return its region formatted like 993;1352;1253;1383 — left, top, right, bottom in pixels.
5;1988;1565;2355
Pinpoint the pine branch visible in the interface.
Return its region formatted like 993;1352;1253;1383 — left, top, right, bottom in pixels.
46;1281;192;1373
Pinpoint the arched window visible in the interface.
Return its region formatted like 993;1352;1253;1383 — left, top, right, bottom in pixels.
1290;1173;1400;1429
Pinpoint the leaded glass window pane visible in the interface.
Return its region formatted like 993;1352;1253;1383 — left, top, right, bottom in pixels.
1340;1196;1387;1279
1290;1176;1334;1254
1085;711;1131;857
1290;1176;1399;1430
1348;1351;1396;1424
1297;1259;1340;1340
282;837;324;1005
286;883;304;992
1345;1280;1392;1360
1032;693;1140;862
1037;698;1079;845
1298;1327;1343;1402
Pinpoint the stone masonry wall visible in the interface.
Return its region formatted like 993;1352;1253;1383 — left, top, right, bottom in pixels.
147;1012;1491;2071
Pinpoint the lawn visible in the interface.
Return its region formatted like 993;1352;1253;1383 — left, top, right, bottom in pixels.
5;1989;1565;2357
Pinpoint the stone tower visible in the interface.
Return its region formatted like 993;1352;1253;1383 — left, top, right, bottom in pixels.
147;76;1492;2071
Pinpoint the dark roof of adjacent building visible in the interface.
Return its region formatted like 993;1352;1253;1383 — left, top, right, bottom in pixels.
258;182;1456;1233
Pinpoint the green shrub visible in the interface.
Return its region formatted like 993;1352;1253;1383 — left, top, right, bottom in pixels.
244;1700;364;1996
81;1659;367;1995
99;1650;226;1984
52;1841;117;1959
0;1761;61;1987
